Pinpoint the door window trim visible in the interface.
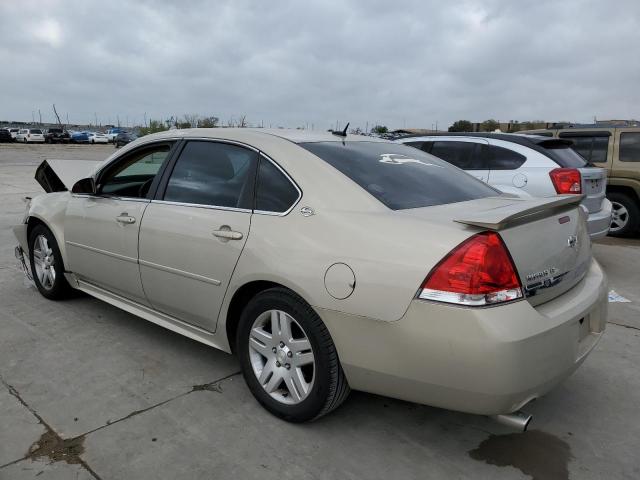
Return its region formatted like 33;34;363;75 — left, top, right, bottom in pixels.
151;138;302;216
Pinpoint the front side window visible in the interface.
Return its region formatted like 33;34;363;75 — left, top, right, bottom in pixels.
620;132;640;162
429;141;486;170
255;156;299;213
100;143;173;198
300;141;497;210
164;141;257;209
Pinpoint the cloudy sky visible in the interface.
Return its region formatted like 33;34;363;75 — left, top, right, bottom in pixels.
1;0;639;130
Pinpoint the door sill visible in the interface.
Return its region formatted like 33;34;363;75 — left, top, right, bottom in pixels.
75;278;228;352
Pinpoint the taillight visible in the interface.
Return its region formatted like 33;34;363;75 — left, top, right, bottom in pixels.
549;168;581;194
418;231;523;306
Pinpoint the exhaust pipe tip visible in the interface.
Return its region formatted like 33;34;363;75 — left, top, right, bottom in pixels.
491;411;532;431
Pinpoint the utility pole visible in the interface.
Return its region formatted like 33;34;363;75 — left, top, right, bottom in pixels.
94;112;98;127
38;109;42;125
31;111;35;124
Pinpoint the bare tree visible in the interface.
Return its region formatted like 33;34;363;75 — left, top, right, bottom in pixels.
237;115;248;128
52;104;63;126
226;116;235;127
183;113;200;128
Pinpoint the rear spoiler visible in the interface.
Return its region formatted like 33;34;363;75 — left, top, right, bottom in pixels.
35;159;103;193
454;195;584;230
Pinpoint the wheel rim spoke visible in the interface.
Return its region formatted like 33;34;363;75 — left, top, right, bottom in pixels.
248;309;316;405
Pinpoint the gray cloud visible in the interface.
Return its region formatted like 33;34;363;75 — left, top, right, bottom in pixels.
1;0;639;129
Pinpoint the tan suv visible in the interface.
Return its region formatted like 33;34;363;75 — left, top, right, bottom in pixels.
521;126;640;236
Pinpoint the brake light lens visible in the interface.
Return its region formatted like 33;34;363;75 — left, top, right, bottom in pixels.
549;168;581;194
418;231;523;306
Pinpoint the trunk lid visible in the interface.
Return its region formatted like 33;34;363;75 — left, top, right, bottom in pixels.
424;195;591;307
35;159;102;193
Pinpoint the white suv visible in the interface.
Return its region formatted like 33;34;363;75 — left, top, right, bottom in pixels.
397;133;612;239
15;128;45;143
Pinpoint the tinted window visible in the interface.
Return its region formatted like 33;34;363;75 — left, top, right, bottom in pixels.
488;145;526;170
100;144;172;198
620;132;640;162
255;157;299;213
300;142;497;210
164;141;257;208
429;141;486;170
536;140;587;168
561;135;609;163
30;129;42;134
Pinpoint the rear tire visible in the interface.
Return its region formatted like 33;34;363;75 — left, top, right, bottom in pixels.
608;192;639;237
236;288;350;422
28;225;73;300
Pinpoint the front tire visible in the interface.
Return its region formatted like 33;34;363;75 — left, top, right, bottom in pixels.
28;225;72;300
608;192;639;237
237;288;350;422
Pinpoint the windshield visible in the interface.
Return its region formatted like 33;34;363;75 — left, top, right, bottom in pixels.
300;141;499;210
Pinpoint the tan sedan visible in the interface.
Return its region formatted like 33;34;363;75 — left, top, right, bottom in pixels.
13;128;607;426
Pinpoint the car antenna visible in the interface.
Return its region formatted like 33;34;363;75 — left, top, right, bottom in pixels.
332;122;349;137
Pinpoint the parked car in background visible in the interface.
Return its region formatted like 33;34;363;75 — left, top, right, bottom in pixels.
115;131;137;147
8;128;19;140
0;128;13;142
106;127;126;143
14;129;607;424
397;133;612;240
87;132;109;144
45;127;71;144
70;131;90;143
15;128;45;143
520;126;640;237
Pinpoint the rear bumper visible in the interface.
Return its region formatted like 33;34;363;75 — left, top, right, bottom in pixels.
586;198;612;240
319;259;608;415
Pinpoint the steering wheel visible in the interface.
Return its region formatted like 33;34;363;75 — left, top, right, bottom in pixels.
138;178;154;198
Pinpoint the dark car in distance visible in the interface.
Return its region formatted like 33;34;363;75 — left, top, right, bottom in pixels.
45;128;71;144
115;131;137;148
0;128;13;142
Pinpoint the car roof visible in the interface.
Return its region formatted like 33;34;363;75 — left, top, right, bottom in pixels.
145;128;388;144
396;131;565;147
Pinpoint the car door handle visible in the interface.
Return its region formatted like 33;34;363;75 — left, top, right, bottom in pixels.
212;229;243;240
116;214;136;224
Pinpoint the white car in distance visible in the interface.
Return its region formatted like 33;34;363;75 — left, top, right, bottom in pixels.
15;128;45;143
397;133;612;239
87;132;109;144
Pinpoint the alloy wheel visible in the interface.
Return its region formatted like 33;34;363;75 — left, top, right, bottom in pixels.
32;234;56;290
610;201;629;233
248;309;315;405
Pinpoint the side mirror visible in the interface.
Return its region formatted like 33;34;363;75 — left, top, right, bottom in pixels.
71;177;96;195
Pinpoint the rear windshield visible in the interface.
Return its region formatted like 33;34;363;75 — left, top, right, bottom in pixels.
30;129;42;134
536;140;587;168
300;141;498;210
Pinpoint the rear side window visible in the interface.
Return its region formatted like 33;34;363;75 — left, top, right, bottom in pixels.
429;141;486;170
164;141;257;209
488;145;526;170
255;156;299;213
559;133;610;163
620;132;640;162
300;141;497;210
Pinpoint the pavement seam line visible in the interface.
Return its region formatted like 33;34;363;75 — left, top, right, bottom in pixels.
607;321;640;331
76;370;242;438
0;375;102;479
